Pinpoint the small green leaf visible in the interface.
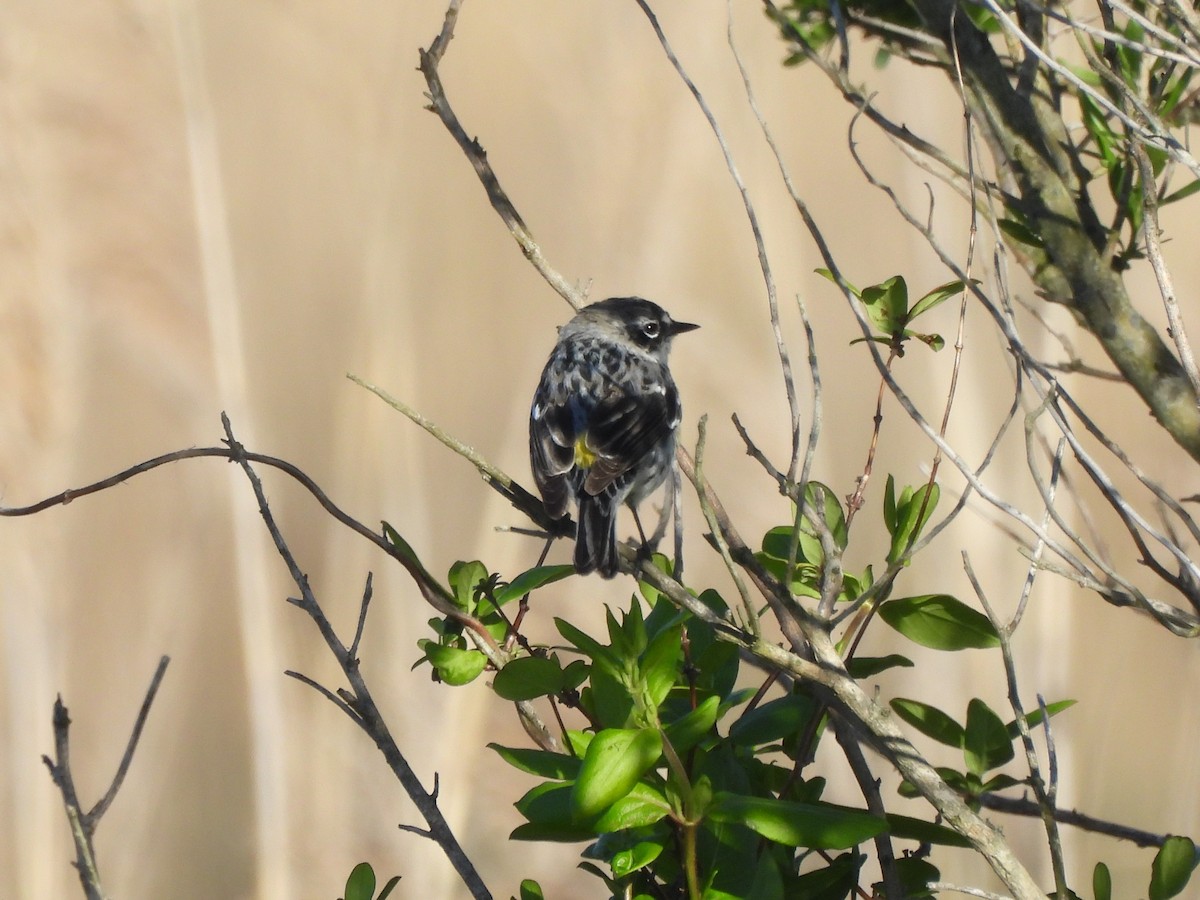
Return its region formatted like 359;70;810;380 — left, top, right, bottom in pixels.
344;863;375;900
908;279;966;320
879;594;1000;650
555;618;618;669
664;695;721;752
448;560;489;611
860;276;909;335
420;642;488;686
377;875;400;900
572;728;663;819
493;655;565;701
488;743;582;780
512;782;592;842
519;879;545;900
1161;179;1200;206
885;813;972;848
907;330;945;352
593;782;671;832
890;698;965;748
707;793;886;849
887;482;939;563
610;840;663;877
803;481;848;553
493;564;575;606
730;694;819;747
887;856;941;896
1005;699;1077;738
382;523;441;588
998;217;1045;249
964;698;1014;775
980;773;1022;793
640;625;683;709
1093;862;1112;900
815;267;861;298
1149;835;1198;900
846;654;914;679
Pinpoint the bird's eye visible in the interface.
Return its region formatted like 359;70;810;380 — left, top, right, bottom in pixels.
642;321;661;339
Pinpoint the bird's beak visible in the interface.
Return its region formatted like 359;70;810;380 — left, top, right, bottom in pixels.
670;319;700;336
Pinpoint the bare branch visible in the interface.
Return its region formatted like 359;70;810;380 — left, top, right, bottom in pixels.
43;657;171;900
417;0;583;311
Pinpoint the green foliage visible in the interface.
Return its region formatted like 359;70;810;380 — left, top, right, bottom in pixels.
404;458;1098;897
481;588;966;896
891;695;1073;806
817;269;965;354
339;862;400;900
1149;836;1198;900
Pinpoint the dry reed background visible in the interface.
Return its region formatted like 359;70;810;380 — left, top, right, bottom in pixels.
2;2;1199;898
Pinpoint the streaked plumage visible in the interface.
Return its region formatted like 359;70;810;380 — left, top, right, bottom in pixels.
529;297;698;577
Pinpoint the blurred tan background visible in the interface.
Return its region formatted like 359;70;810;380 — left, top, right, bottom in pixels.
2;2;1199;898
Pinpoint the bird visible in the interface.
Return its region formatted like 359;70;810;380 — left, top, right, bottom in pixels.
529;296;698;577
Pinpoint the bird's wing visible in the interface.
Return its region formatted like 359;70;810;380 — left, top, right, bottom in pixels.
529;387;577;519
580;379;679;497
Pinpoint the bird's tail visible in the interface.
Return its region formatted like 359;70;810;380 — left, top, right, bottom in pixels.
575;493;619;578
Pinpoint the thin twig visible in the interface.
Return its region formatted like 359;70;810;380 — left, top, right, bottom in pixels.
638;0;803;482
43;656;171;900
417;0;583;311
221;414;494;900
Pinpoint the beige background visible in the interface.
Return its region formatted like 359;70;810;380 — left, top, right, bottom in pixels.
2;2;1198;898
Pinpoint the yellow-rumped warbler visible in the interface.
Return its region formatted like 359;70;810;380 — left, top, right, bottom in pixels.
529;297;699;577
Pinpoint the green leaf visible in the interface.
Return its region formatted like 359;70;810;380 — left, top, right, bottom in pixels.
593;782;671;832
998;217;1044;249
879;594;1000;650
846;654;914;679
884;474;898;531
885;813;972;848
964;698;1014;775
518;879;545;900
860;275;909;335
803;481;848;553
493;655;565;701
664;695;721;752
789;852;859;899
761;526;812;564
907;330;945;352
555;618;618;669
815;267;861;298
1162;179;1200;206
377;875;400;900
890;698;965;748
640;625;683;710
887;482;939;563
448;560;489;611
908;279;966;320
1093;862;1112;900
1150;835;1198;900
382;523;440;589
610;840;663;878
1005;699;1077;738
707;793;886;849
344;863;375;900
493;564;575;606
572;728;663;819
419;642;488;686
980;773;1022;793
886;856;941;897
488;743;582;780
512;782;592;842
729;694;819;747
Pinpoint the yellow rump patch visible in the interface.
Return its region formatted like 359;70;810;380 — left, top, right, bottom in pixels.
574;436;597;469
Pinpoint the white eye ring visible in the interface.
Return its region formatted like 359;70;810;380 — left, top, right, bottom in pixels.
642;321;661;338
